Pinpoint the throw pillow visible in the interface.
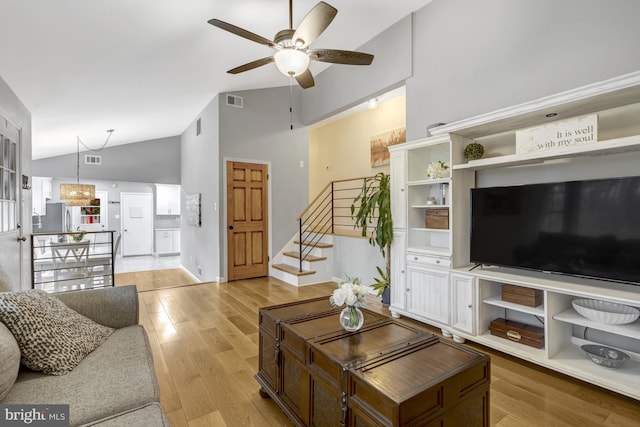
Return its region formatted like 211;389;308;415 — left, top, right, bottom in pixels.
0;290;114;375
0;322;20;400
0;267;13;292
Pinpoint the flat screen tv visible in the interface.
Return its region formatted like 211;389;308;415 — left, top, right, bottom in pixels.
470;176;640;285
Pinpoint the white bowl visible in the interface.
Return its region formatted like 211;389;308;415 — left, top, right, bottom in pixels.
572;299;640;325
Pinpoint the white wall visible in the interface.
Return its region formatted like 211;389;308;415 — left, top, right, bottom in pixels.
180;87;309;283
309;94;405;199
32;136;181;184
405;0;640;141
333;236;386;288
218;87;309;273
299;15;412;125
180;96;220;282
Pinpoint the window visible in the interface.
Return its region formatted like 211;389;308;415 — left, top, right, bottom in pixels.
0;118;19;232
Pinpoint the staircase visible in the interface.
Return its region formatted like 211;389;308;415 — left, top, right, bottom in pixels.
271;177;374;286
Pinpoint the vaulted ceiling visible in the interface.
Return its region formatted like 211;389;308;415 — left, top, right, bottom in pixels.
0;0;433;159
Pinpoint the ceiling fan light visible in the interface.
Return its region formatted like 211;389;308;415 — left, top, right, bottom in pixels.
274;49;310;77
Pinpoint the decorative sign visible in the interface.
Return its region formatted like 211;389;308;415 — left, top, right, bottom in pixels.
516;114;598;154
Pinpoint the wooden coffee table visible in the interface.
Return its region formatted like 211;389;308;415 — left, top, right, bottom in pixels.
255;297;490;426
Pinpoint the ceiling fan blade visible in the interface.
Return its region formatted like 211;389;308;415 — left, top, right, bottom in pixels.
309;49;374;65
227;57;274;74
292;2;337;48
295;69;315;89
208;19;274;47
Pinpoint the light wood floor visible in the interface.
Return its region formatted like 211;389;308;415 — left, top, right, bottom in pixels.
131;274;640;427
115;268;196;292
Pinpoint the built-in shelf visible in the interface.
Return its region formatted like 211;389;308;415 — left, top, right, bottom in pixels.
553;308;640;340
392;72;640;401
475;332;546;359
411;204;449;209
430;71;640;139
410;227;449;233
483;295;545;317
552;337;640;395
408;178;450;186
453;134;640;171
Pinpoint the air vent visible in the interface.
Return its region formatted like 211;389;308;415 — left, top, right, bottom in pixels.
84;155;101;165
226;94;243;108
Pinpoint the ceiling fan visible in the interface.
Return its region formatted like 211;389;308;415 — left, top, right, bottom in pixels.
208;1;374;89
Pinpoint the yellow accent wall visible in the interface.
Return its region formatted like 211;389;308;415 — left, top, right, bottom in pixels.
309;94;406;201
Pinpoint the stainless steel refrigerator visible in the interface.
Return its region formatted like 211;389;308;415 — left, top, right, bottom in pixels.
32;202;71;233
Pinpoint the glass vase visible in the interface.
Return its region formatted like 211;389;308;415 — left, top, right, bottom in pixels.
339;306;364;332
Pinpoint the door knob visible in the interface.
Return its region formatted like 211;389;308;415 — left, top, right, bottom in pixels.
17;236;26;242
229;225;234;230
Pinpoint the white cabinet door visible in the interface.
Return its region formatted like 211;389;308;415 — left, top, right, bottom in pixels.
156;230;172;254
172;230;181;253
156;184;181;215
389;231;406;315
389;150;406;229
156;229;180;254
32;177;52;215
451;273;476;335
406;262;450;325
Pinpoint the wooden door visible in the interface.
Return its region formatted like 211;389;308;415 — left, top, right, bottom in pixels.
227;161;268;281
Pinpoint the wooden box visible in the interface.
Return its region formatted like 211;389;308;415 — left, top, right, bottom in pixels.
501;284;543;307
348;337;490;426
277;308;386;425
489;318;544;349
425;208;449;229
256;297;491;426
256;297;337;393
306;321;432;426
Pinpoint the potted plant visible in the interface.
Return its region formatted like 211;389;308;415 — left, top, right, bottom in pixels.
351;172;393;306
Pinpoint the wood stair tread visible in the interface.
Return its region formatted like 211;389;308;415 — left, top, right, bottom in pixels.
272;264;316;276
283;251;327;262
293;240;333;248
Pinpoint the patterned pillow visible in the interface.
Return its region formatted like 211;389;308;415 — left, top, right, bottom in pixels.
0;322;20;399
0;290;114;375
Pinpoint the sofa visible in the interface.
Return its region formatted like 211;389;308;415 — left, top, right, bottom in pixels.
0;285;169;426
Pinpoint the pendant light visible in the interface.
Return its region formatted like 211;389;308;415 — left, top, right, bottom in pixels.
60;130;113;206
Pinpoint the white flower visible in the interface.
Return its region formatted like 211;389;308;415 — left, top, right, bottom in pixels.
330;277;369;308
331;287;346;306
427;160;449;179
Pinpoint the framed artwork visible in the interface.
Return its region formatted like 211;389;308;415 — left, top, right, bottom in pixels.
186;193;201;226
370;127;406;167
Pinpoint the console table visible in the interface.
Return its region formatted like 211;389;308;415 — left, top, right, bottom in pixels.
255;297;490;426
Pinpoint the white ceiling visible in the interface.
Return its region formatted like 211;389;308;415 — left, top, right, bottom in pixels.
0;0;433;160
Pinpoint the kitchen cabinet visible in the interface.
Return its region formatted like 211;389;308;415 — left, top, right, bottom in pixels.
155;229;180;254
155;184;180;215
32;177;52;215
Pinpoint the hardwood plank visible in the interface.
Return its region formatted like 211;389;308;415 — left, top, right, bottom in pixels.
161;339;218;421
131;274;640;426
166;409;189;427
188;411;228;427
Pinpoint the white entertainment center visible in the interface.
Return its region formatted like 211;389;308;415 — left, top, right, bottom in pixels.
388;71;640;400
